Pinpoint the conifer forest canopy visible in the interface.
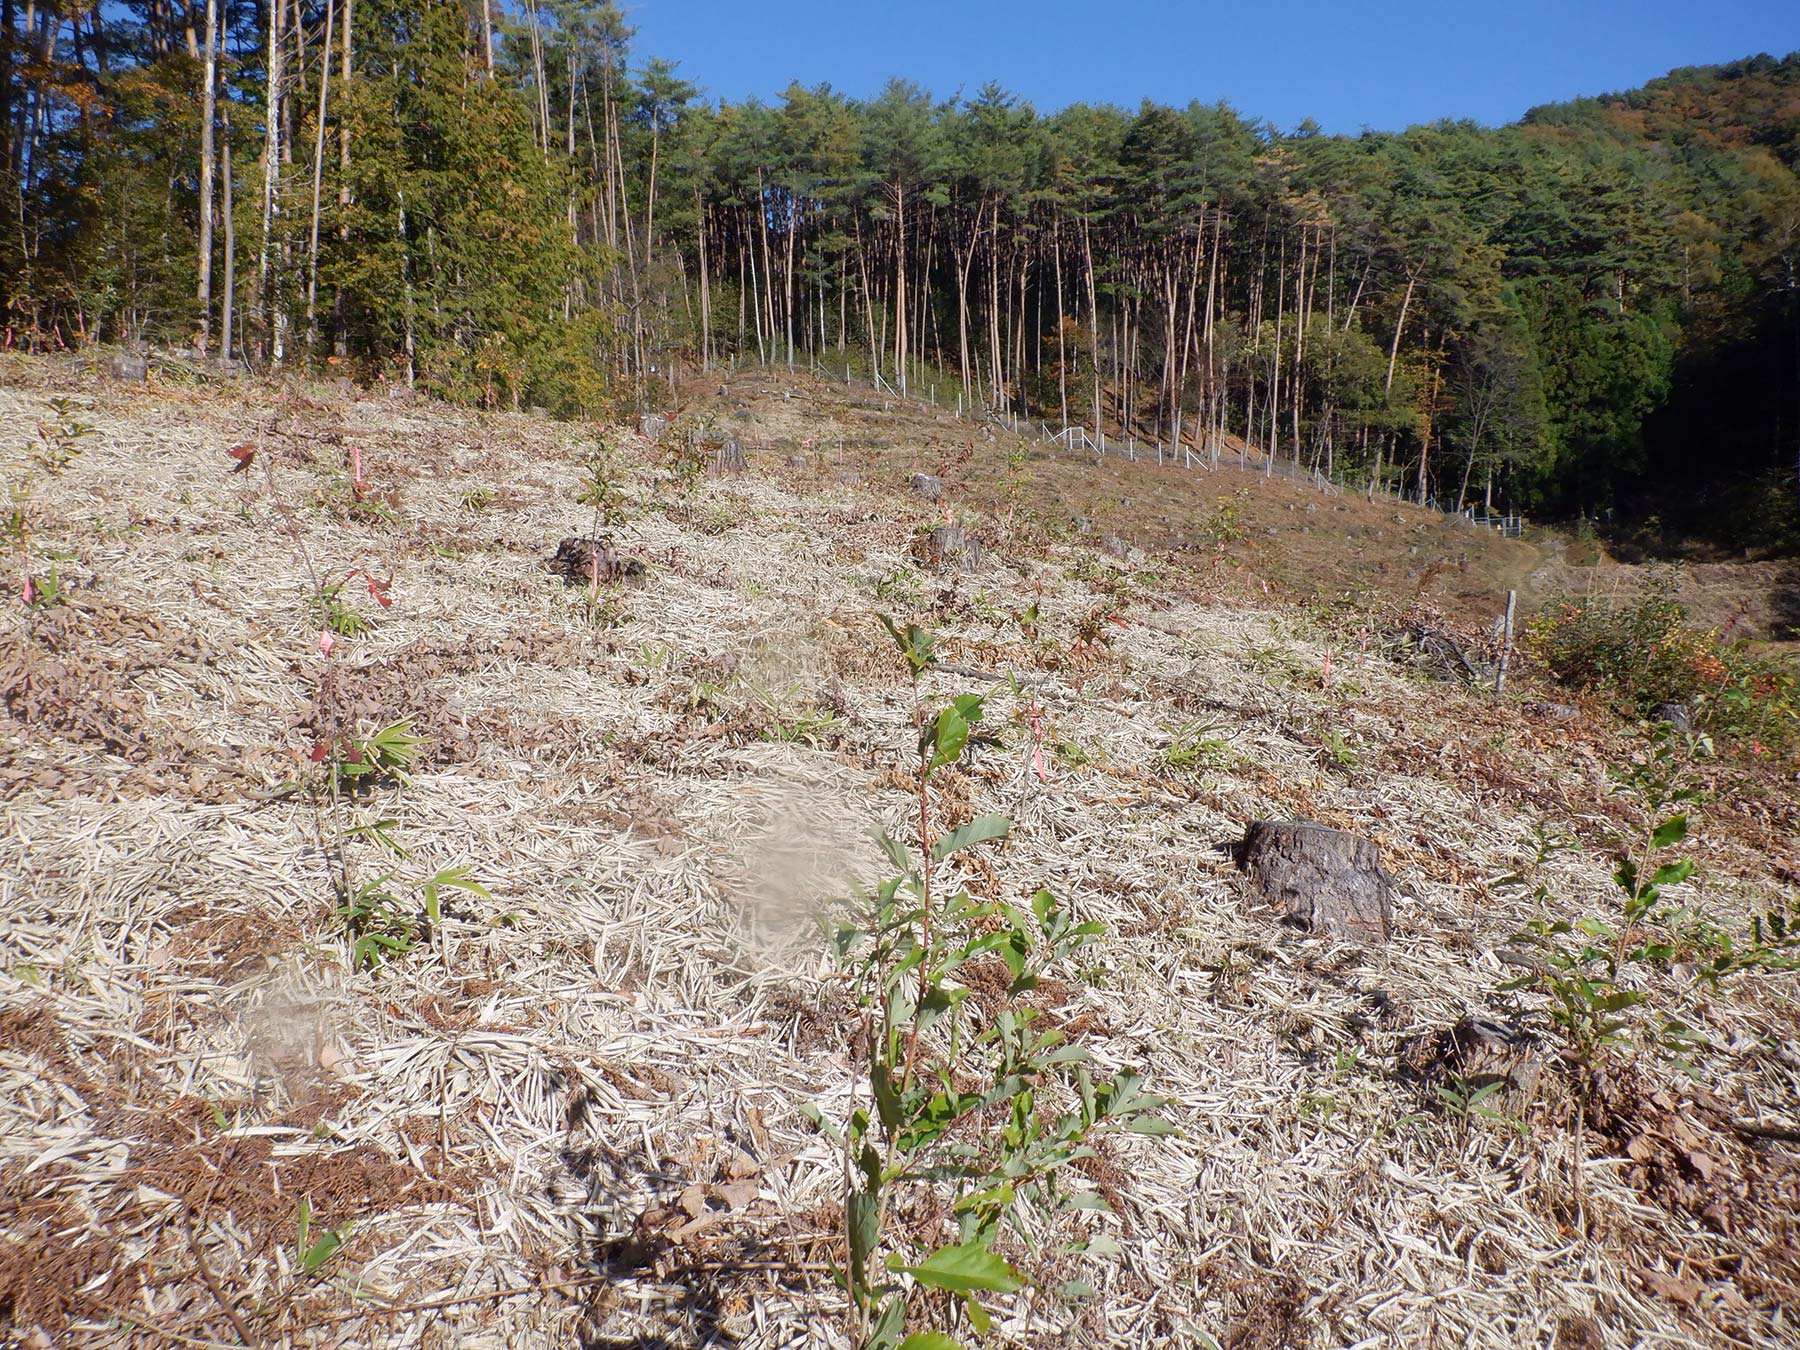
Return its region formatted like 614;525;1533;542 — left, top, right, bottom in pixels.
2;2;1797;548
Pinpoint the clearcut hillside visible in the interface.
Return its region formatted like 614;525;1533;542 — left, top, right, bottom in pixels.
2;356;1797;1350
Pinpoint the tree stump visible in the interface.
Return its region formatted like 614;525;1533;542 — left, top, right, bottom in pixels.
1654;703;1692;732
106;352;148;382
1423;1015;1541;1115
909;473;942;502
1525;701;1579;722
713;437;746;474
915;526;981;571
638;413;668;443
546;536;646;586
1237;819;1393;942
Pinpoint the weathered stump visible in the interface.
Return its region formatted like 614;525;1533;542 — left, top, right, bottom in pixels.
546;536;646;586
914;526;981;572
1237;819;1393;942
638;413;668;443
1524;701;1579;722
713;437;746;474
1422;1015;1542;1115
1654;703;1692;732
106;352;148;382
909;473;942;502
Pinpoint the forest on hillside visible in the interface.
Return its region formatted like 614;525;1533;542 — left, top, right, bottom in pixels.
2;2;1796;547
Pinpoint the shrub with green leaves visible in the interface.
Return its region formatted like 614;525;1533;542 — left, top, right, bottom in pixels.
28;397;94;475
810;617;1170;1349
1524;594;1797;758
577;427;637;529
1502;730;1800;1082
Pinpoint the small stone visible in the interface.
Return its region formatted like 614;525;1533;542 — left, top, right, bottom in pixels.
909;472;942;502
106;352;148;381
1237;819;1393;942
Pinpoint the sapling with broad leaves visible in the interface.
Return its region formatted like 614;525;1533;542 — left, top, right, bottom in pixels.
1503;728;1800;1079
807;616;1170;1350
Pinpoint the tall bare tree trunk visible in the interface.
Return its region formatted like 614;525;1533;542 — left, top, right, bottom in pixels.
696;190;711;369
892;176;907;394
1291;224;1309;466
644;128;661;274
194;0;218;355
782;187;796;367
303;0;336;350
1081;213;1099;432
1052;214;1067;426
1268;232;1285;470
1384;268;1416;398
221;98;236;362
333;0;352;356
524;0;550;158
257;0;289;366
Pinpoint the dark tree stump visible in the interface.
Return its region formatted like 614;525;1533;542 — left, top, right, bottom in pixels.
546;536;646;586
909;473;942;502
1238;819;1393;942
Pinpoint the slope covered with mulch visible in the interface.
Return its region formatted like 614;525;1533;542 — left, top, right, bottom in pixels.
2;356;1797;1349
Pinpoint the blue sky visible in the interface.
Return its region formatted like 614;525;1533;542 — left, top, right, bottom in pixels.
622;0;1799;134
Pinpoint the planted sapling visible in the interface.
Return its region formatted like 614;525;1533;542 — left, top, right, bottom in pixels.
810;617;1170;1348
